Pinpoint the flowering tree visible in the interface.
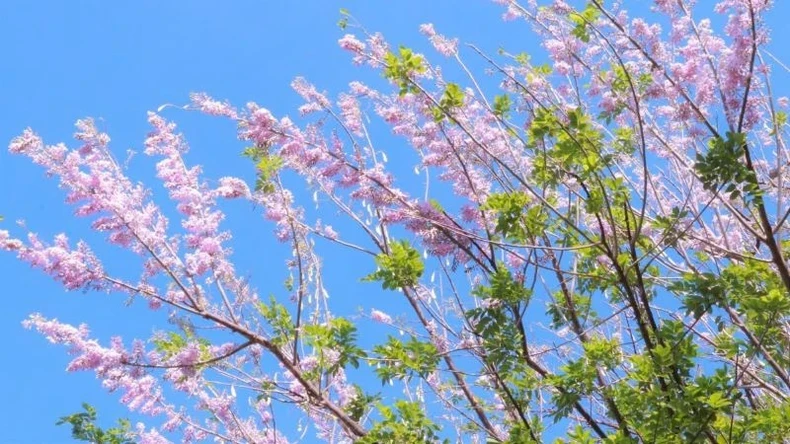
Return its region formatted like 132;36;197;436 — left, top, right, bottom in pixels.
4;0;790;442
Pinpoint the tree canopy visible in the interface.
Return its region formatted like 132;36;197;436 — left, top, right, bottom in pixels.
4;1;790;442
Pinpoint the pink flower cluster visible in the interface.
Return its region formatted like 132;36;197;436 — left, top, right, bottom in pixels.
12;233;104;290
23;315;165;415
145;112;236;278
419;23;459;57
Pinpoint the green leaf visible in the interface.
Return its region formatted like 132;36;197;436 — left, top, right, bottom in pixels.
373;336;440;382
569;3;600;43
493;94;512;119
303;317;367;375
706;391;731;410
434;83;465;120
482;191;533;241
57;404;134;444
694;131;762;203
363;240;424;290
256;296;294;347
358;401;441;444
382;46;426;96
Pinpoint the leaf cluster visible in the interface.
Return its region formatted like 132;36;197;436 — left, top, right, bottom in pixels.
383;46;426;96
56;404;133;444
364;240;424;290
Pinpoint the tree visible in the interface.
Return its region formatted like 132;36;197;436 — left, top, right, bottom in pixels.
3;0;790;442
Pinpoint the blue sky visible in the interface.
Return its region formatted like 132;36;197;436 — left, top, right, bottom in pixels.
2;1;790;442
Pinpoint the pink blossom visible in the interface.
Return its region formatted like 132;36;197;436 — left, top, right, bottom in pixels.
23;315;166;416
199;393;234;422
215;177;250;199
370;309;392;323
299;355;319;372
366;32;388;63
145;112;237;279
322;225;339;240
426;320;448;353
8;128;43;154
338;34;366;60
240;104;281;146
10;233;105;290
419;23;437;37
348;81;374;96
505;252;525;269
502;3;523;21
22;314;90;344
0;230;23;250
419;23;458;56
292;77;331;112
337;93;363;135
135;424;172;444
8;120;175;275
190;92;238;118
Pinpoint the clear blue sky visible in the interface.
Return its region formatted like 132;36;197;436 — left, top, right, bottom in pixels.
1;1;789;442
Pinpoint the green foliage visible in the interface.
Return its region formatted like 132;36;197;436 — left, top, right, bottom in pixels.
467;268;532;377
548;358;598;422
569;3;600;43
343;385;382;422
256;296;294;347
474;267;532;305
505;423;541;443
432;83;465;122
548;336;626;424
673;258;790;370
383;46;427;96
599;67;653;123
529;107;609;188
612;127;636;155
242;145;284;194
610;356;727;441
695;132;762;203
152;331;189;358
585;176;629;214
742;401;790;442
358;401;445;444
534;63;553;75
672;271;725;319
337;8;349;29
546;290;594;329
483;191;531;241
771;110;787;136
466;305;521;376
57;404;133;444
655;319;698;376
372;336;440;383
483;192;553;243
303;317;366;374
493;94;512;119
583;335;622;370
514;52;530;66
554;425;596;444
609;65;652;95
653;207;690;248
364;240;424;290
